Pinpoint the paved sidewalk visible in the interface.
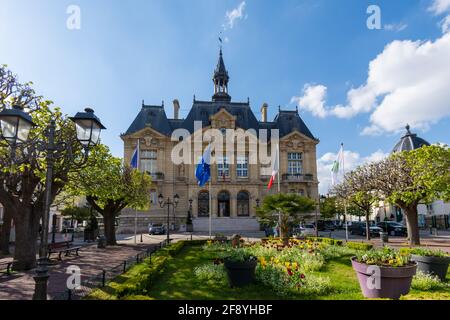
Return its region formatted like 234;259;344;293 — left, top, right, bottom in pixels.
0;236;167;300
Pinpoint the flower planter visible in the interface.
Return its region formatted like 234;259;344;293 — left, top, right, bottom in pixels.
224;259;257;287
411;254;450;281
351;257;417;299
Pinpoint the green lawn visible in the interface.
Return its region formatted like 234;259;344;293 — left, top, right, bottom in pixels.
144;246;450;300
89;243;450;300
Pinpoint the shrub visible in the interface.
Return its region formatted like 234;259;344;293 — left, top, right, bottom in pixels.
122;295;154;300
412;271;448;291
346;242;373;251
306;237;343;246
194;263;227;283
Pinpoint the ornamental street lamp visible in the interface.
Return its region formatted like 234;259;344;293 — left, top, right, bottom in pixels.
0;106;105;301
158;193;179;244
0;105;35;153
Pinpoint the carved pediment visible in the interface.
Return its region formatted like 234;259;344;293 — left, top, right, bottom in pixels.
210;108;236;129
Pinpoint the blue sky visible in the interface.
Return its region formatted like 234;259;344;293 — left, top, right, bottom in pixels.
1;0;449;193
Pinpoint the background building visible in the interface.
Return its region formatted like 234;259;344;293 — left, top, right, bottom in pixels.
371;125;450;229
119;50;319;233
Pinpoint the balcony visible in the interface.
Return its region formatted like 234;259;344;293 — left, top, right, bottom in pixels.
149;172;165;181
282;174;314;182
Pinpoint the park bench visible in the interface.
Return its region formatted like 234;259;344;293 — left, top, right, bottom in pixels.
0;261;14;275
48;241;82;261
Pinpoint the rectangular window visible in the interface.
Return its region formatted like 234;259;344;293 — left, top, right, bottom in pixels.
236;156;248;178
217;156;230;178
140;150;157;174
288;152;303;175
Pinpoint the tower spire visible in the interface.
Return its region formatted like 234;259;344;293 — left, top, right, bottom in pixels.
212;48;231;102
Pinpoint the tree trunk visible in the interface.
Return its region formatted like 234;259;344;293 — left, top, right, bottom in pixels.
403;205;420;246
103;210;117;246
0;207;12;255
12;206;40;271
365;211;371;241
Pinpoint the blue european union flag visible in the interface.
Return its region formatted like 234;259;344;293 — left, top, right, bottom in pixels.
195;145;211;187
130;147;139;169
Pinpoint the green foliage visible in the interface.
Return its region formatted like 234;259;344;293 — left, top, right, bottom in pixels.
67;144;152;212
412;271;449;291
319;196;338;219
88;240;201;299
355;247;411;267
307;237;343;246
60;206;91;222
380;145;450;208
346;242;373;251
402;247;449;258
194;263;227;284
256;194;316;240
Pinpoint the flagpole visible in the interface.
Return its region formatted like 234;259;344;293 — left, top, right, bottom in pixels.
134;139;140;245
342;143;349;242
277;143;281;238
209;180;212;239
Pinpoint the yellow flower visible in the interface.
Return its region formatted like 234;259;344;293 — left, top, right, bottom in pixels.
285;262;291;268
292;262;298;269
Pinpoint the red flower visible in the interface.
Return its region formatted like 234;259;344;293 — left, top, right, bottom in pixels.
300;273;305;279
287;268;293;276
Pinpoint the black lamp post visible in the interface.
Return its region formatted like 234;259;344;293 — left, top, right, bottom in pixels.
0;106;105;300
158;193;179;244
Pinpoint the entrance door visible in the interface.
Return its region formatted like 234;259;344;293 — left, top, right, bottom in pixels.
217;191;230;217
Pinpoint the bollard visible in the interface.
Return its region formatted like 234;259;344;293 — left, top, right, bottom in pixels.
102;270;106;287
67;289;72;301
123;260;127;273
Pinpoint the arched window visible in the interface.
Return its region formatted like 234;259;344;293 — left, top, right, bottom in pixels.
237;191;250;217
198;191;209;217
217;191;230;217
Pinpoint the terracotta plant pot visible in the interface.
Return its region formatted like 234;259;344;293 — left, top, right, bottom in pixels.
351;257;417;299
224;259;257;287
411;254;450;281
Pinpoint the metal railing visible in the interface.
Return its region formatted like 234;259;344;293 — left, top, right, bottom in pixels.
282;173;314;182
52;239;170;300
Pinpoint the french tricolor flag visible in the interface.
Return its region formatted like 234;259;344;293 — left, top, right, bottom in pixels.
267;144;279;190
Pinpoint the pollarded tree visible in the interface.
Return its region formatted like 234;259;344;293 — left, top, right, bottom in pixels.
256;193;316;246
0;104;85;270
373;145;450;246
0;65;41;255
67;144;152;245
333;165;379;240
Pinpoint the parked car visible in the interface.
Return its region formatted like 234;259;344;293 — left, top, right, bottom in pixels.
377;221;408;236
350;222;382;237
315;220;335;231
148;223;166;235
295;224;316;237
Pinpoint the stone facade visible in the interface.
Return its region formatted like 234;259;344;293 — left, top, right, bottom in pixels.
119;50;319;233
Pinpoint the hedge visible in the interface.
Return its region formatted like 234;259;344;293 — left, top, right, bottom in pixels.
346;242;373;251
87;239;207;300
306;237;343;246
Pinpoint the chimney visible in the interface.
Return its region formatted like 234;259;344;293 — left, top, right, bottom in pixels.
173;99;180;120
261;103;268;122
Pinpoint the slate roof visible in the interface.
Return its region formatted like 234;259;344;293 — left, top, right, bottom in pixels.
123;50;317;141
124;100;317;141
392;125;430;153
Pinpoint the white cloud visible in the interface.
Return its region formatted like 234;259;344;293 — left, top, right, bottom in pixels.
441;15;450;33
225;1;247;30
384;23;408;32
291;84;328;118
295;32;450;135
429;0;450;15
317;149;389;194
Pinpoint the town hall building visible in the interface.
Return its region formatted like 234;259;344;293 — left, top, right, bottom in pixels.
119;50;319;233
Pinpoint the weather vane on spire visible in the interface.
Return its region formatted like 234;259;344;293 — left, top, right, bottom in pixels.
219;31;223;50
